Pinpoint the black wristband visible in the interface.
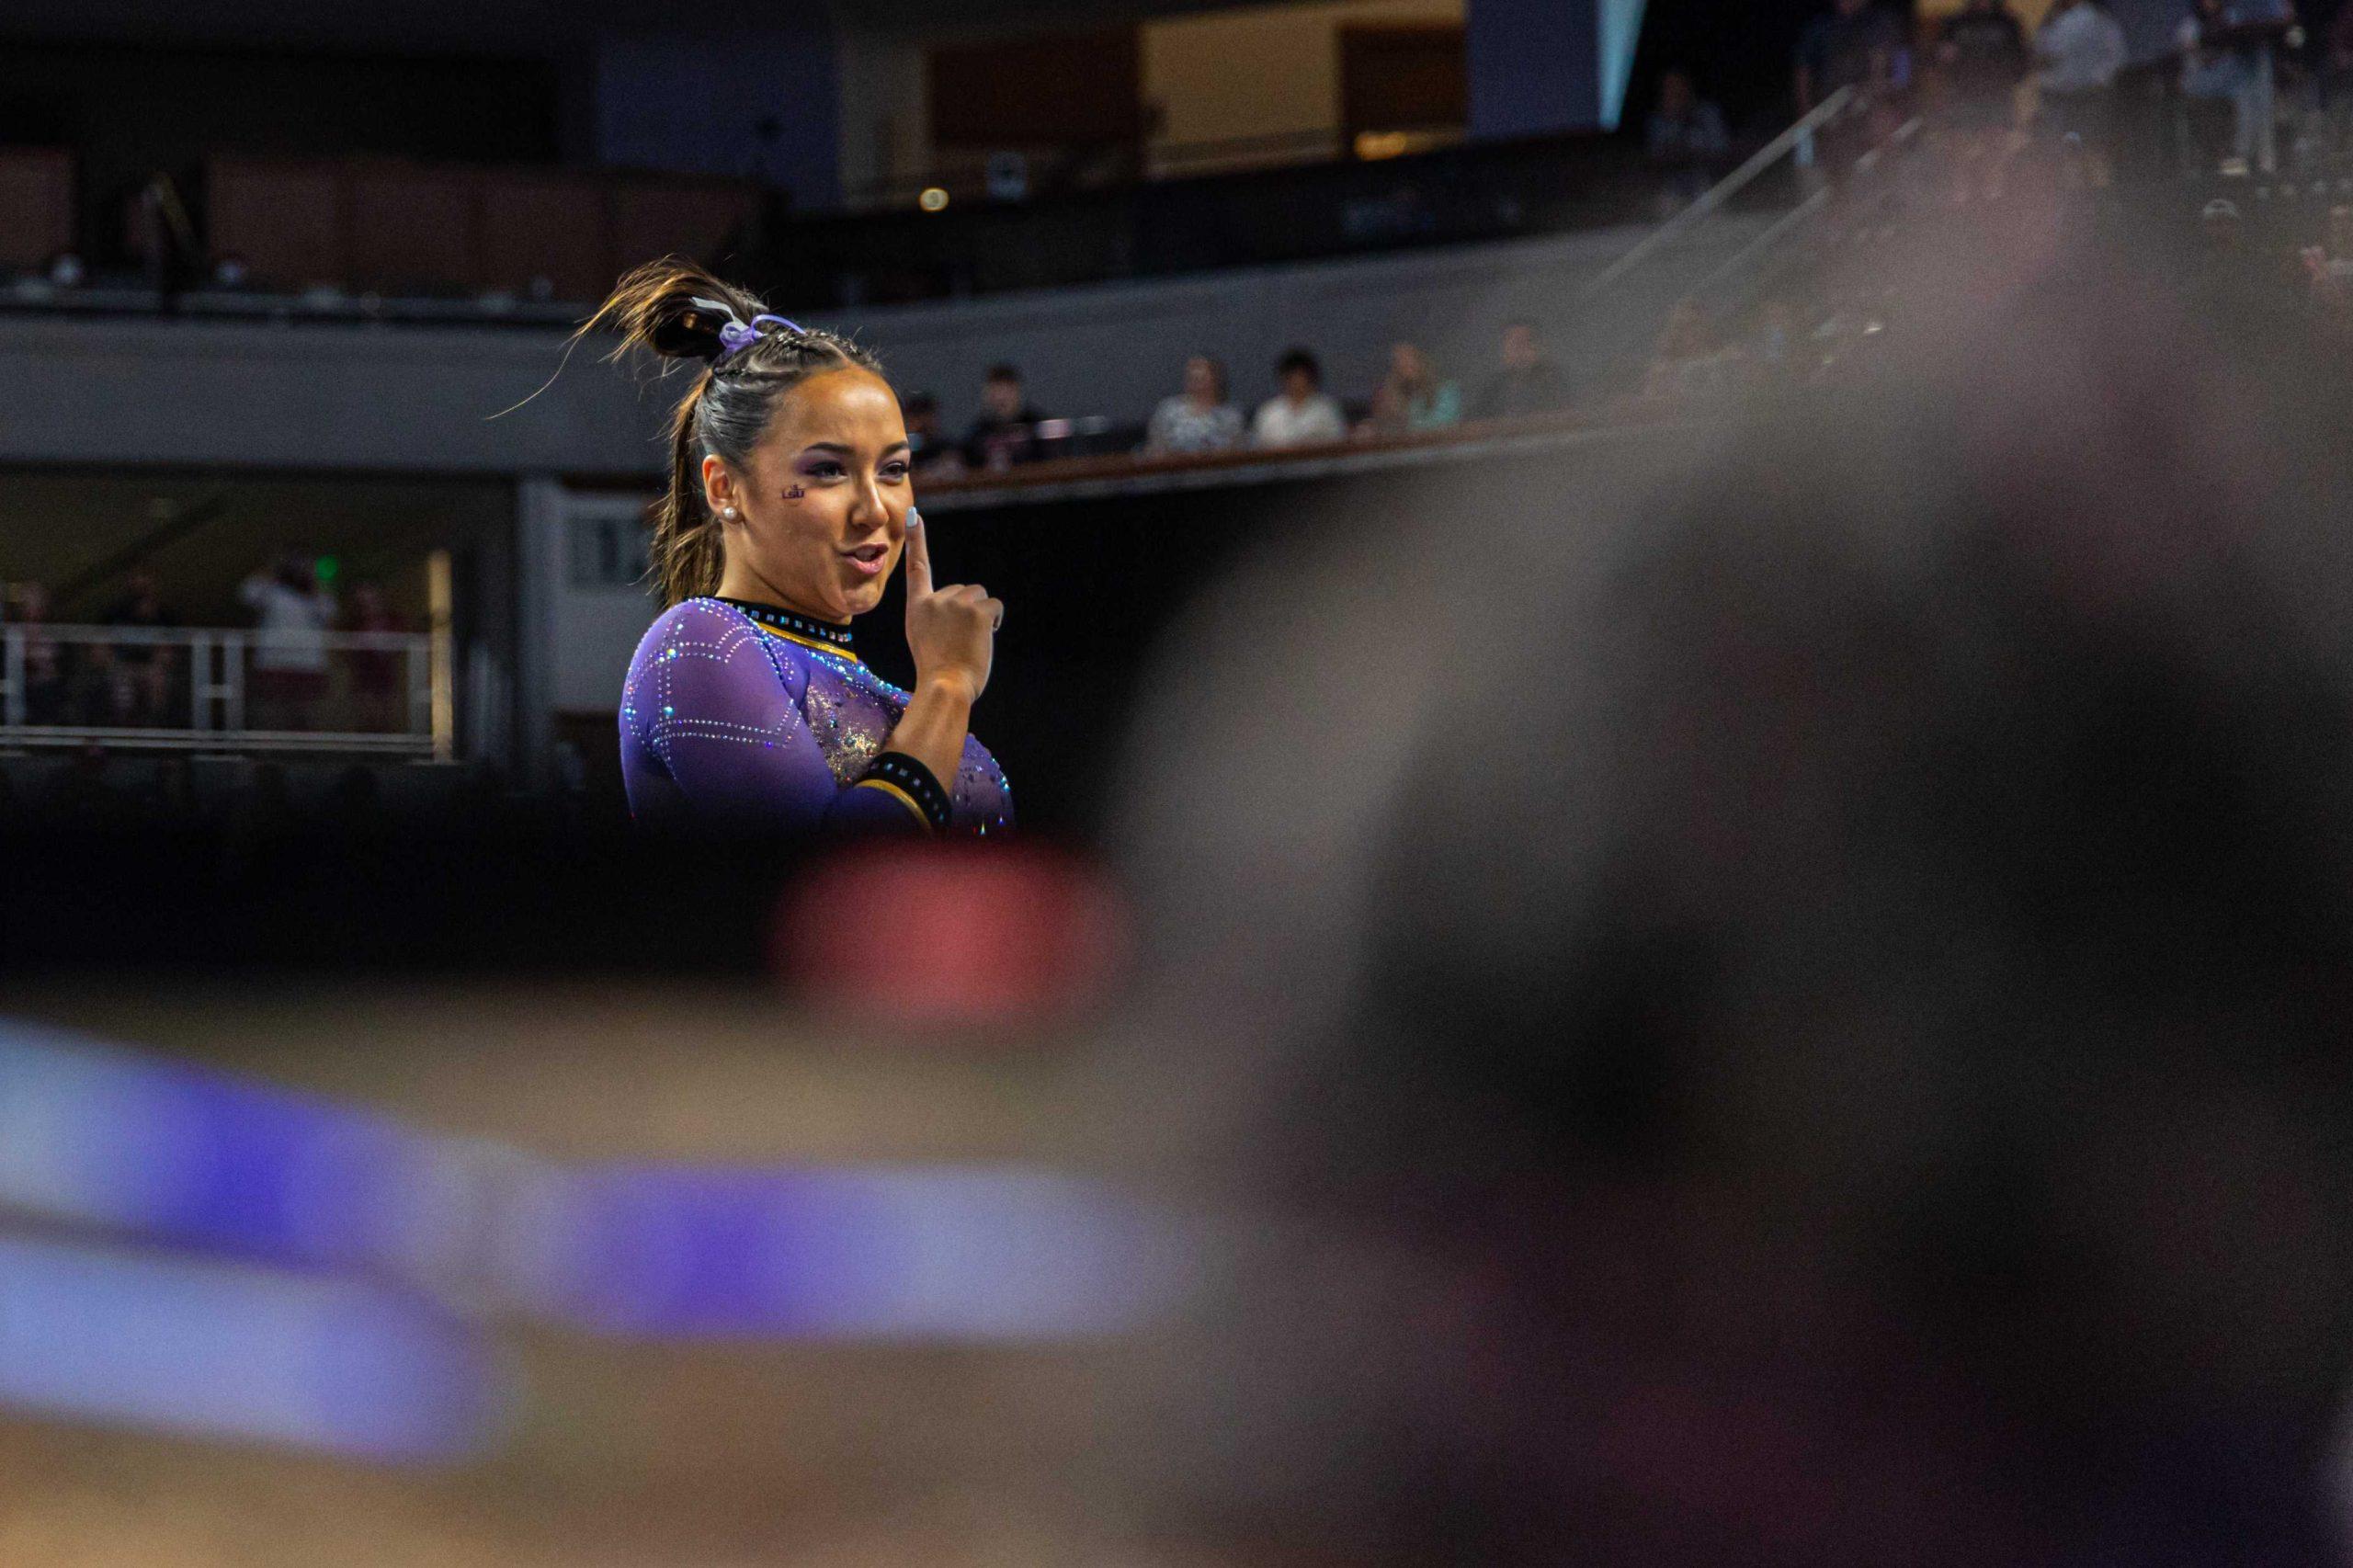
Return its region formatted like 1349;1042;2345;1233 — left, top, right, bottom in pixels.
857;750;952;832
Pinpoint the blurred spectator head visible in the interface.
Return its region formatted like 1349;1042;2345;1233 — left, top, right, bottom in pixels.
210;253;250;290
274;551;316;592
1657;68;1697;116
902;391;941;439
350;580;387;619
1108;273;2353;1564
1276;347;1324;399
983;362;1027;419
1387;341;1434;391
1499;320;1541;370
1181;355;1228;406
6;581;46;621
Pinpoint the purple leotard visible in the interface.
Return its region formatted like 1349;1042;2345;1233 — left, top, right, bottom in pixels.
619;597;1011;835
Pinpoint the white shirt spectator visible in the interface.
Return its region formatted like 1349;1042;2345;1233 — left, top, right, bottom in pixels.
2038;3;2127;94
240;574;337;673
1251;392;1347;449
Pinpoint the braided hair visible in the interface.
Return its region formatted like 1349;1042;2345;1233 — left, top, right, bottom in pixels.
580;258;885;606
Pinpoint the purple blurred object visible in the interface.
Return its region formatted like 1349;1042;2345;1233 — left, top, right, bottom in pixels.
525;1164;1177;1340
0;1233;502;1460
0;1018;1177;1343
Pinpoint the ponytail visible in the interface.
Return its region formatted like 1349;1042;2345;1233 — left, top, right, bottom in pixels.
657;381;728;605
578;257;884;607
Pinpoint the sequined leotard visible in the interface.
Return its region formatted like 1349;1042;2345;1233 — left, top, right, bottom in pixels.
619;597;1012;835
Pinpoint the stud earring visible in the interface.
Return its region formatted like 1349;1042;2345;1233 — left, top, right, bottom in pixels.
722;505;738;519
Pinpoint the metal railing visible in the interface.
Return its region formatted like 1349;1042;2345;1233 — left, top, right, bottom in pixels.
0;624;450;758
1689;115;1926;302
1582;85;1859;304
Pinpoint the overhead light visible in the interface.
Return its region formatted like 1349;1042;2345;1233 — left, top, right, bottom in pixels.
918;187;949;212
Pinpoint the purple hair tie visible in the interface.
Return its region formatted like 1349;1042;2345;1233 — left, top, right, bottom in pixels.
714;311;804;360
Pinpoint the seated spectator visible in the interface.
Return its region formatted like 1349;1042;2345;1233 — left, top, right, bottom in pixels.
2035;0;2128;157
1144;356;1245;456
5;581;68;726
1252;348;1348;449
901;392;964;477
239;553;336;733
99;570;176;727
1645;69;1731;209
961;363;1049;471
1472;321;1573;421
1362;342;1461;437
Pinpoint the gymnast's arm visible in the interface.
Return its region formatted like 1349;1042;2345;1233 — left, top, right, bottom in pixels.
881;506;1002;794
642;610;933;834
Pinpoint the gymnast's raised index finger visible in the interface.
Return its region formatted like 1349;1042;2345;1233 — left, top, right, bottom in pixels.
903;505;932;598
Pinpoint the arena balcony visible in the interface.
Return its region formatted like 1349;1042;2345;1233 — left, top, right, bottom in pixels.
0;129;1755;326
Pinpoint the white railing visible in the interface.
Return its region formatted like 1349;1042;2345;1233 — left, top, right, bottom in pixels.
0;623;450;758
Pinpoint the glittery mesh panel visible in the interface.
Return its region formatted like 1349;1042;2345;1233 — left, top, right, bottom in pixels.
801;685;883;785
801;647;1013;836
620;599;1014;835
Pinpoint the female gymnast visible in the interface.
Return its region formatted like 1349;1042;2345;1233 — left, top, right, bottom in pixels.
597;261;1011;835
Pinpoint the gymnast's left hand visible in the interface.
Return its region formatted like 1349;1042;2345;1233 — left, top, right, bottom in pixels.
901;506;1001;704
